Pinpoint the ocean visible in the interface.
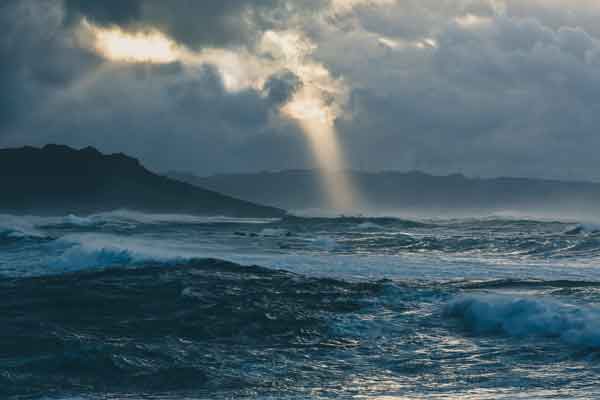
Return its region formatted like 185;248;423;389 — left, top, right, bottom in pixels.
2;210;600;399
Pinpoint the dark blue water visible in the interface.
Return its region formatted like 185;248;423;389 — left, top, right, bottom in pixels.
2;211;600;399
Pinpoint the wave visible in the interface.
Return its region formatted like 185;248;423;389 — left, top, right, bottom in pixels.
564;223;600;235
1;210;280;231
259;227;291;237
91;210;280;226
50;234;204;271
444;294;600;349
457;279;600;290
282;215;432;229
0;259;381;397
0;214;48;241
61;214;97;227
356;221;384;230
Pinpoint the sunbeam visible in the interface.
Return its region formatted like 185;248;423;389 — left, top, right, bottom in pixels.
282;88;358;211
82;21;361;211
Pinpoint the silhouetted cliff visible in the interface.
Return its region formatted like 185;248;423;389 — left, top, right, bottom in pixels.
0;145;284;217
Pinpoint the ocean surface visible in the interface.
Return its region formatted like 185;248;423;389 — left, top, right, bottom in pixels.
2;210;600;399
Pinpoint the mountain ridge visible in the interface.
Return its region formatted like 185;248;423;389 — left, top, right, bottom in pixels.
168;169;600;217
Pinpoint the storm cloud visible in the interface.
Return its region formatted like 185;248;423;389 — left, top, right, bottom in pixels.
63;0;327;48
2;0;600;181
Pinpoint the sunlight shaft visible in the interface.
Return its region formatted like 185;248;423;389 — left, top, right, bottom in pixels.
293;115;358;212
81;21;360;211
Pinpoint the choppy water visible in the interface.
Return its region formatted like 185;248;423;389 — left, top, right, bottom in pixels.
2;211;600;399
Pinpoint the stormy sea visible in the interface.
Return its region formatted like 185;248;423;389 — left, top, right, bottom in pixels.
3;210;600;399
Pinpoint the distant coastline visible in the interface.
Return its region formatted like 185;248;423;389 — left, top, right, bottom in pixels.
169;169;600;219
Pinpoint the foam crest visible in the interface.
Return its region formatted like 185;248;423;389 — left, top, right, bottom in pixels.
62;214;97;226
0;214;47;239
51;234;202;270
259;228;290;237
0;210;280;232
93;210;279;225
357;222;383;230
445;294;600;349
565;223;600;235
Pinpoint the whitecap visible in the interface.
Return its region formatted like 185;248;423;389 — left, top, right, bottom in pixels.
94;210;279;225
357;222;383;230
0;214;47;239
259;228;290;237
565;223;600;235
445;294;600;349
49;234;199;271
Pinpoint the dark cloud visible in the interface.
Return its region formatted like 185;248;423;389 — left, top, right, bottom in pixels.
0;0;314;174
5;59;313;173
63;0;290;49
0;1;310;171
263;70;303;105
64;0;331;49
329;8;600;180
64;0;142;26
4;0;600;181
0;0;99;129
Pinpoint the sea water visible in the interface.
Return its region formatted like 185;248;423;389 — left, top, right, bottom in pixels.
2;211;600;399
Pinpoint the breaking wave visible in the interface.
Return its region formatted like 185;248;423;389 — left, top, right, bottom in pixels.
280;215;432;230
90;210;280;226
0;215;48;241
49;234;205;271
445;294;600;349
4;211;600;398
2;210;279;231
564;223;600;235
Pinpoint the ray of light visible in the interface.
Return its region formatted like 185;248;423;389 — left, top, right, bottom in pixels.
282;88;359;211
82;22;361;211
263;30;360;211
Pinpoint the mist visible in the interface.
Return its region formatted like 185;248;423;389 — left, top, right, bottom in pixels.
169;169;600;221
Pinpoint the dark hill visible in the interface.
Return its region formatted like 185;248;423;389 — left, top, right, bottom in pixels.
168;169;600;218
0;145;284;217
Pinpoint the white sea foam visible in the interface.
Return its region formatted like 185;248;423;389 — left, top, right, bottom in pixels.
310;235;339;251
92;210;279;225
0;210;280;232
445;294;600;349
259;228;290;237
42;232;363;278
356;222;383;230
62;214;98;226
0;214;47;239
50;234;204;271
565;223;600;235
7;212;600;282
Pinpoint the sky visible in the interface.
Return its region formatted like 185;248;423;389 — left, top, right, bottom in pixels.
2;0;600;181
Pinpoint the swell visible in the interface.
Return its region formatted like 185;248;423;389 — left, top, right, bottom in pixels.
457;278;600;290
6;212;600;261
4;257;600;397
0;259;383;397
0;259;381;340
